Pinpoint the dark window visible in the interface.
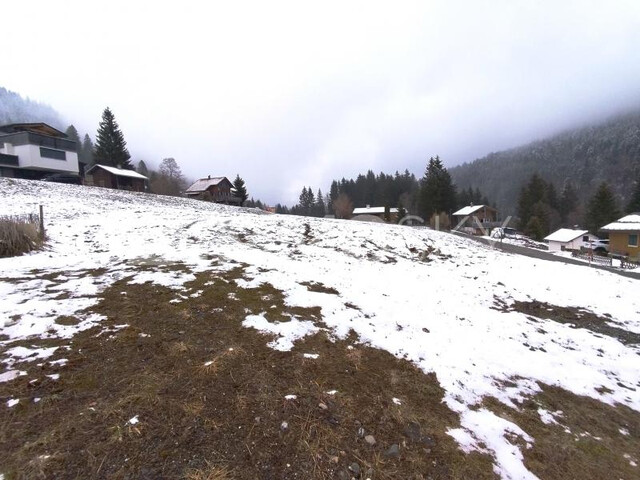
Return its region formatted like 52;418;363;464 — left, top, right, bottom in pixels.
40;147;66;161
629;234;638;247
582;235;589;242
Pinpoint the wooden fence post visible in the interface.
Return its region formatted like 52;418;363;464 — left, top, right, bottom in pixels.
39;205;45;239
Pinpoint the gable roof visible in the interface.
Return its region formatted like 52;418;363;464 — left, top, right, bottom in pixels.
0;123;67;138
87;164;148;180
600;214;640;232
185;176;232;193
452;205;496;216
352;206;399;215
544;228;588;243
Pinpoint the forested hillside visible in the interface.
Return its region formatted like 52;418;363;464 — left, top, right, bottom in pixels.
0;87;63;128
450;110;640;215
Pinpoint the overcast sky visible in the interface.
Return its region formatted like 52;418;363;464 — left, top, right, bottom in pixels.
4;1;640;204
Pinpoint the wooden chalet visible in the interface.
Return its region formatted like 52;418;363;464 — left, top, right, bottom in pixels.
86;164;148;192
185;176;241;205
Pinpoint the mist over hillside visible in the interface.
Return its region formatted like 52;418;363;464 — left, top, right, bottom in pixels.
0;87;63;129
450;109;640;215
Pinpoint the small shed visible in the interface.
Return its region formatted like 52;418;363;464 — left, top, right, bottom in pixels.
86;164;148;192
544;228;596;252
600;214;640;259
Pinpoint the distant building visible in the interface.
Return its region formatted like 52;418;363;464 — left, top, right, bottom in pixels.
185;176;241;205
351;205;399;223
544;228;597;252
0;123;79;179
85;164;148;192
600;214;640;259
452;204;499;235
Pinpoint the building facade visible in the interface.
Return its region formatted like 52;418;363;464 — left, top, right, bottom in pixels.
0;123;79;179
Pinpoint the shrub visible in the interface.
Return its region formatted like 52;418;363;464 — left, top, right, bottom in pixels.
0;214;44;258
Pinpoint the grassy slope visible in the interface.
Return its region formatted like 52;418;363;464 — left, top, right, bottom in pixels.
0;179;639;479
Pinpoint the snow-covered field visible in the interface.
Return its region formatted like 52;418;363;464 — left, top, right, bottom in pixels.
1;178;639;479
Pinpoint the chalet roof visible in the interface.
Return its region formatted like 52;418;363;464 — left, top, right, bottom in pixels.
352;206;399;215
452;204;496;216
87;164;148;180
0;123;67;138
186;176;231;193
544;228;588;243
600;214;640;232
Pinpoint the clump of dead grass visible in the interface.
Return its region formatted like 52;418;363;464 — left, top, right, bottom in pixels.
198;347;244;375
0;214;44;258
183;463;235;480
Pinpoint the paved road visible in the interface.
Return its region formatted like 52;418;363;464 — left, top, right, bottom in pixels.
451;231;640;280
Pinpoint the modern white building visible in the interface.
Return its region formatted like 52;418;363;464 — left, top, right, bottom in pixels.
0;123;79;179
544;228;597;251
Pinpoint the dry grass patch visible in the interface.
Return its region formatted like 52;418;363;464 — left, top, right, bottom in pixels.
0;263;498;479
299;281;340;295
184;463;235;480
483;383;640;480
0;214;44;258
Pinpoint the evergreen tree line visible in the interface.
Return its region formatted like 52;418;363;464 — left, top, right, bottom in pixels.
517;173;640;240
283;156;490;223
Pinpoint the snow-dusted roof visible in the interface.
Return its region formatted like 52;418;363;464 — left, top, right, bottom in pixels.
89;164;148;180
453;205;482;216
185;177;230;193
601;214;640;232
352;206;399;215
544;228;588;243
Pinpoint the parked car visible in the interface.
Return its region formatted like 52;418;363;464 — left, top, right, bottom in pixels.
586;238;609;253
491;227;519;239
43;173;82;185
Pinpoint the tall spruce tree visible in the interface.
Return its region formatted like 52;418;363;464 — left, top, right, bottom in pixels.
233;174;248;205
315;189;326;217
418;156;457;219
94;107;132;168
81;134;95;166
586;182;619;233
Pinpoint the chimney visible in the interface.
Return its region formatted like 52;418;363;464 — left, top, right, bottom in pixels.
208;175;211;180
366;204;370;209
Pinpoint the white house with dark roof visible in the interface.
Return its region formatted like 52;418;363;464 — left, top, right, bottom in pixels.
544;228;598;252
0;123;79;179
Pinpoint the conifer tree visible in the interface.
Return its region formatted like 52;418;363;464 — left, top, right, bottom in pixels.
315;189;326;217
137;160;149;177
233;174;248;205
81;134;95;166
418;156;457;219
94;107;132;168
64;125;81;154
559;182;578;223
586;182;619;233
